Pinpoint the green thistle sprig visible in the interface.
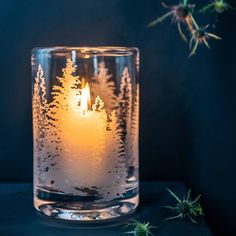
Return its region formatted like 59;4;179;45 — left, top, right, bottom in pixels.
164;188;204;224
124;219;157;236
199;0;232;14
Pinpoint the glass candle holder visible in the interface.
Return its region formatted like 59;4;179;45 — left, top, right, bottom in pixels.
32;47;139;221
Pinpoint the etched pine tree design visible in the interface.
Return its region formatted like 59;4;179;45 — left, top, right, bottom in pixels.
33;65;50;185
33;66;41;147
47;59;82;191
89;96;106;183
49;58;81;151
130;84;139;169
91;62;116;114
50;58;81;116
117;67;133;167
97;110;127;201
33;65;48;150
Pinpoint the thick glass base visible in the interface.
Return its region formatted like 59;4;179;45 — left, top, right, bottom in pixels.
34;192;139;222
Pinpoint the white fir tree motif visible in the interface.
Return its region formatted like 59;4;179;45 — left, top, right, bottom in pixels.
118;67;132;132
130;84;139;169
97;110;127;202
117;67;133;165
33;65;48;149
32;66;41;144
33;65;50;185
91;62;116;114
49;59;81;150
50;58;81;117
46;59;83;191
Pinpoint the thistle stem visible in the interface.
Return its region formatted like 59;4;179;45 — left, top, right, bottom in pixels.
183;0;188;5
189;14;199;29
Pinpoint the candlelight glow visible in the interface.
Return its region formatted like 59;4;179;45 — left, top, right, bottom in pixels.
33;48;139;221
80;82;91;114
33;58;138;199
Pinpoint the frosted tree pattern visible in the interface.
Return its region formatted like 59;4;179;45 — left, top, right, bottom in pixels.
117;68;133;165
33;65;48;151
33;65;50;185
33;59;139;201
131;84;139;169
91;62;117;114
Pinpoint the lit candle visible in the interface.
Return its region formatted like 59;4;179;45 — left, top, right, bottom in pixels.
61;81;109;188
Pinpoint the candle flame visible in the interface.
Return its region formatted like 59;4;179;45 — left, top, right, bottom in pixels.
81;82;91;114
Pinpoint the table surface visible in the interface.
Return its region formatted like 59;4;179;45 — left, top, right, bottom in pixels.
0;181;213;236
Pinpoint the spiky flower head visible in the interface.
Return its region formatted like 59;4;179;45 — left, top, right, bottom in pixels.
148;1;195;27
164;188;204;223
189;25;221;57
199;0;232;14
125;219;156;236
169;3;195;22
215;0;231;13
147;1;196;42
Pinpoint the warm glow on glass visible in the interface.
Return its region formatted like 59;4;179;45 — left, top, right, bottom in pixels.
80;82;91;114
32;47;139;222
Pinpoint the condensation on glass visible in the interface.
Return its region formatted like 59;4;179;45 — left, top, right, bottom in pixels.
32;47;139;221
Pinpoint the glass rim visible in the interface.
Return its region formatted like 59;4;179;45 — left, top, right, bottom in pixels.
32;46;139;56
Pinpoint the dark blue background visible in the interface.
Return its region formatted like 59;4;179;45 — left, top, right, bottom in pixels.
0;0;235;235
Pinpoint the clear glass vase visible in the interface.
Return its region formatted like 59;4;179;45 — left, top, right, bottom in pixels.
32;47;139;221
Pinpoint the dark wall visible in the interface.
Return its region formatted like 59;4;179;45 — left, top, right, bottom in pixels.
0;0;235;235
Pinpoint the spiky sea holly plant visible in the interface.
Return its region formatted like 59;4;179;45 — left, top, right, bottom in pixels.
124;219;157;236
148;0;195;42
189;24;221;56
148;0;231;56
164;188;204;223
